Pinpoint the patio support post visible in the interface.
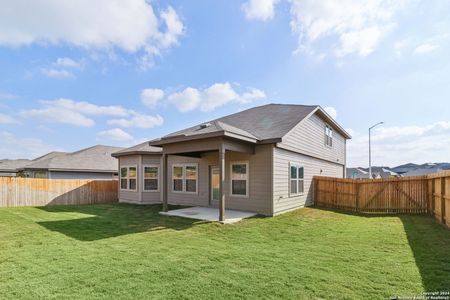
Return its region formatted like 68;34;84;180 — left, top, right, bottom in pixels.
162;153;168;212
219;145;226;222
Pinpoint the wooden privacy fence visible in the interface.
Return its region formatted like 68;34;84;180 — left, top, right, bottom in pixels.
314;171;450;228
0;177;118;208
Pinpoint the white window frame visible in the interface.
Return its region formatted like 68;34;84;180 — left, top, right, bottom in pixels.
142;164;159;192
171;163;198;194
120;165;137;191
325;124;333;147
289;163;304;197
230;161;249;198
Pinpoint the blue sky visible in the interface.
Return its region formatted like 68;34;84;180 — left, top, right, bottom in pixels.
0;0;449;167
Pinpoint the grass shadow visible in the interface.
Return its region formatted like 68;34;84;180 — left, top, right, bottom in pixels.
315;206;450;291
37;203;200;241
400;215;450;291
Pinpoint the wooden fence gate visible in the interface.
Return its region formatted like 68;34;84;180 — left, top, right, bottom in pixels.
314;171;450;228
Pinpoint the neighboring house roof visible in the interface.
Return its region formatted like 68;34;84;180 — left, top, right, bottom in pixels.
347;167;401;179
347;168;370;179
152;104;351;145
32;151;67;162
111;141;162;157
0;159;32;172
22;145;123;173
403;167;444;177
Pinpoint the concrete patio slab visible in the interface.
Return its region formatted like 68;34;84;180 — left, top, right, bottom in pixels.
160;206;257;224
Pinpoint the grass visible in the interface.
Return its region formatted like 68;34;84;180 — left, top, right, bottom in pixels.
0;204;449;299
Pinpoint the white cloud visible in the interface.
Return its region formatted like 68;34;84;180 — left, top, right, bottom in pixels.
0;113;17;124
97;128;134;141
141;88;165;108
21;106;95;127
324;106;337;119
168;87;202;112
347;121;450;167
242;0;279;21
0;1;183;68
41;99;128;116
108;113;163;129
414;43;438;54
0;131;57;159
289;0;406;57
167;82;266;112
20;98;129;127
41;68;75;79
336;26;386;57
55;57;81;68
157;7;184;49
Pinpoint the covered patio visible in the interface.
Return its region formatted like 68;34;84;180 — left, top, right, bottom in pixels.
150;123;263;222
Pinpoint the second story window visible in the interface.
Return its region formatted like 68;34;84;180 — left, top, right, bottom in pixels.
325;124;333;147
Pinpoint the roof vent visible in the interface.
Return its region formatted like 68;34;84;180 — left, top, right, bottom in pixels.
200;123;211;129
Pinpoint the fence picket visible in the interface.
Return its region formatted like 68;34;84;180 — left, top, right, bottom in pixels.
0;177;118;207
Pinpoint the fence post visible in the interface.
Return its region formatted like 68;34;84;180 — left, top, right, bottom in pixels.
355;181;360;212
441;177;446;225
430;178;435;216
313;177;317;206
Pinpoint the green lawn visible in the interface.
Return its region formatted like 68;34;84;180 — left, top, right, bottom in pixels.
0;204;449;299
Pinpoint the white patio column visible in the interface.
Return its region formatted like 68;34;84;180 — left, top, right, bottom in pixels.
219;145;226;222
162;153;168;212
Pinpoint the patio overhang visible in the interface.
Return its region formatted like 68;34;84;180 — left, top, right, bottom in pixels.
158;136;255;223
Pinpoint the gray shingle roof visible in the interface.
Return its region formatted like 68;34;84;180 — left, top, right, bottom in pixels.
163;104;319;142
112;141;162;157
23;145;123;172
32;151;67;162
0;159;32;172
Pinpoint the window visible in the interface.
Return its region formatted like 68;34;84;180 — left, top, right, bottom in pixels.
185;165;198;193
120;166;137;191
129;167;137;190
172;164;198;193
120;167;128;189
143;165;159;191
325;124;333;147
231;162;249;197
290;164;304;196
34;171;48;178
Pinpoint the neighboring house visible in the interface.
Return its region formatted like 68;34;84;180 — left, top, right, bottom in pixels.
0;159;32;177
402;166;444;177
346;167;370;179
112;104;351;219
393;163;450;177
19;145;122;179
347;167;401;179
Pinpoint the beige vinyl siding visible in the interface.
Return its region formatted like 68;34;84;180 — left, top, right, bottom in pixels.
273;147;343;215
167;155;210;207
118;155;140;204
225;144;272;215
281;113;346;166
141;155;162;204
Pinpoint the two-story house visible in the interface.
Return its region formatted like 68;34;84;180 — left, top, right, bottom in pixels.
112;104;351;221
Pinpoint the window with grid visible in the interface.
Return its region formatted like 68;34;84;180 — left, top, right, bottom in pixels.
290;165;304;196
143;165;159;191
120;166;137;191
231;162;248;197
325;124;333;147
